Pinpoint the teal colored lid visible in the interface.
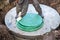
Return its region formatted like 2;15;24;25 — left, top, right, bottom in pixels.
16;13;43;32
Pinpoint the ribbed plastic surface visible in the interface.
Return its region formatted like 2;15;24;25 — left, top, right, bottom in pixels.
16;13;43;32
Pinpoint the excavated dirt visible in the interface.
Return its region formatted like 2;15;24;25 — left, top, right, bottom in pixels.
0;25;15;40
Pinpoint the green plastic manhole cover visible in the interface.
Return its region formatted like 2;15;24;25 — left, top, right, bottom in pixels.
16;13;43;32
